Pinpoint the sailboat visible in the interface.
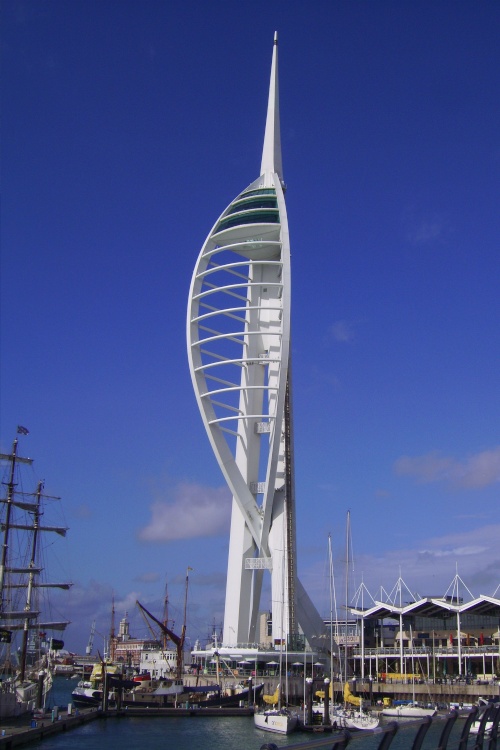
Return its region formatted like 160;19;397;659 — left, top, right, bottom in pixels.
253;475;297;734
0;429;72;718
330;517;379;731
381;625;436;719
254;683;298;734
73;573;190;708
337;680;380;729
253;569;298;735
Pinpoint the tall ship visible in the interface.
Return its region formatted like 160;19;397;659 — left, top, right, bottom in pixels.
0;428;72;718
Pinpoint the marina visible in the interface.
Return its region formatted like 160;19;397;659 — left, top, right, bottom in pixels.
0;695;498;750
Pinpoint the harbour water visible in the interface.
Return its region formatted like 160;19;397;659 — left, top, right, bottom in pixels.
11;677;468;750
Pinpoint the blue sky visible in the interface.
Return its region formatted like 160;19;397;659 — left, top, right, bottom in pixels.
1;1;499;654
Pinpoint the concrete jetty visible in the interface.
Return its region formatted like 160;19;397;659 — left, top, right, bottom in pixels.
0;706;100;748
0;705;254;748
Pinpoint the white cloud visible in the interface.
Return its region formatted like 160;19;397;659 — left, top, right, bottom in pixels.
327;320;355;343
418;546;487;558
408;218;445;244
135;571;161;583
138;482;231;542
394;446;500;489
401;206;450;246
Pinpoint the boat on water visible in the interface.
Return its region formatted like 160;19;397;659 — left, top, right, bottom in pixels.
313;682;379;730
381;623;436;720
332;682;379;730
332;706;380;731
126;672;263;708
314;529;379;732
71;662;138;707
254;685;298;734
381;700;437;719
254;707;298;734
0;429;72;718
73;577;264;710
71;660;263;709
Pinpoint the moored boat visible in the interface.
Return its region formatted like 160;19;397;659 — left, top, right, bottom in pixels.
313;681;379;731
332;706;380;730
254;707;298;734
339;681;379;729
381;701;437;719
253;683;299;735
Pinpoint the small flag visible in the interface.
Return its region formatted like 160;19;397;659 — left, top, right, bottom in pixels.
17;426;29;435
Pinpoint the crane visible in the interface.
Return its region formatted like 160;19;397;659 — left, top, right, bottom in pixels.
86;619;96;655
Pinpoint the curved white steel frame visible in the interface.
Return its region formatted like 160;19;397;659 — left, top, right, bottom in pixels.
187;34;325;648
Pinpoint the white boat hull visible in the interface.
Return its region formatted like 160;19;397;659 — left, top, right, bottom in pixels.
254;710;298;734
312;702;380;731
334;708;380;730
382;704;436;719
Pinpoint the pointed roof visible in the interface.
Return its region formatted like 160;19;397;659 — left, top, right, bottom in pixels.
260;32;283;181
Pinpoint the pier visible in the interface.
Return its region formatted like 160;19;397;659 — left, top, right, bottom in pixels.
0;705;255;748
0;706;100;748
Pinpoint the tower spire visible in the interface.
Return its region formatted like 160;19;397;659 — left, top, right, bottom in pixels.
260;31;283;181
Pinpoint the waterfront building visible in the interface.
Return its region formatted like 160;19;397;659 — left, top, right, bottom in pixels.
109;612;158;668
349;579;500;682
187;33;327;661
140;645;177;678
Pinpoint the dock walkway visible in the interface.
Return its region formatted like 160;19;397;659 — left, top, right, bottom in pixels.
0;706;100;748
0;705;254;748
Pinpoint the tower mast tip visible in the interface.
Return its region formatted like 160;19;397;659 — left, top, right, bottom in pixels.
260;33;283;181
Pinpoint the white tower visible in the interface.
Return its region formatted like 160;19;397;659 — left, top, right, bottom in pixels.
187;34;325;649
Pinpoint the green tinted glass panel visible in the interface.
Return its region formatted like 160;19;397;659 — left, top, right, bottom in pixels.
240;188;276;198
227;197;277;215
214;211;280;233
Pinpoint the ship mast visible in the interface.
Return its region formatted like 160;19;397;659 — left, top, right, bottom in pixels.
0;437;33;606
162;580;169;650
136;567;191;679
19;480;43;681
1;430;71;681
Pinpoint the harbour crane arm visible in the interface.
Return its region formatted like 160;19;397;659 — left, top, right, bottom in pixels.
86;619;96;655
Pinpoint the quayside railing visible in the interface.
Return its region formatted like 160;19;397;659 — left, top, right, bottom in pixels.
260;705;500;750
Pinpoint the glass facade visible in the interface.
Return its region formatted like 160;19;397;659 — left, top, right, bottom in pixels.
227;197;277;215
214;210;280;234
